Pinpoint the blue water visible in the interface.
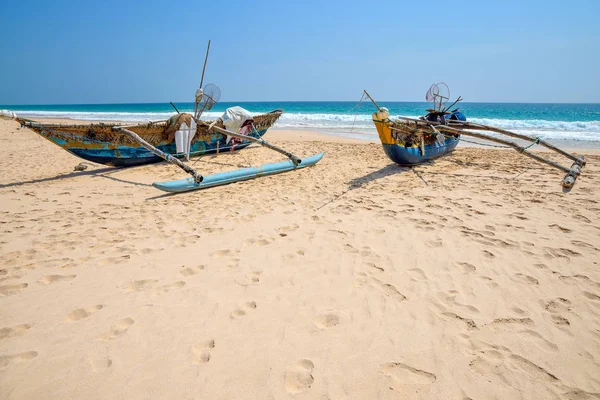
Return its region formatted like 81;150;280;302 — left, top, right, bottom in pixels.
3;101;600;142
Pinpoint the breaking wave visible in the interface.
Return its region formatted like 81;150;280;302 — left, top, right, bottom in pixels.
13;109;600;142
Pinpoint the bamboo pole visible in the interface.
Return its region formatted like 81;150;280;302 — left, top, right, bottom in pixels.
199;40;211;90
393;116;586;167
434;125;582;187
112;127;203;183
195;40;211;118
458;122;584;165
209;125;302;165
363;90;382;110
436;124;571;173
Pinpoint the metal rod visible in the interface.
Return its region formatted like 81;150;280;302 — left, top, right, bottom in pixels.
113;127;203;183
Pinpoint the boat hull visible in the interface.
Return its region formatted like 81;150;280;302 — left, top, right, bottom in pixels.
45;130;266;167
153;153;325;193
373;118;460;165
381;137;459;165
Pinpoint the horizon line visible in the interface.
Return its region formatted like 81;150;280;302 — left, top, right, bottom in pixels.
2;100;600;107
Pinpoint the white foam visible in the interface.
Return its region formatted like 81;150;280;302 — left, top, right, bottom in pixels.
13;110;600;142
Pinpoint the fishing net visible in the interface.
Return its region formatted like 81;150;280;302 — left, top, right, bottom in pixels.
195;84;221;119
426;83;450;111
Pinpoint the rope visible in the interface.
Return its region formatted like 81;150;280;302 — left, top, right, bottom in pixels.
429;124;511;148
457;137;511;148
520;137;540;152
349;92;367;133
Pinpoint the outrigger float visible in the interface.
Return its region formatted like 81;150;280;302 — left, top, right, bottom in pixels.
0;41;324;193
364;83;586;188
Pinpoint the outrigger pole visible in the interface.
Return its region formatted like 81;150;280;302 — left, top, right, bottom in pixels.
420;124;583;188
113;126;204;183
388;115;585;188
209;125;301;165
112;123;304;185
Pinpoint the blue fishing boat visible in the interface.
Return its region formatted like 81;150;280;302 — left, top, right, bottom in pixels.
372;118;461;165
363;83;585;188
14;110;283;167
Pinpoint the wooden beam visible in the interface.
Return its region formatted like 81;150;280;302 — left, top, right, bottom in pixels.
113;127;203;183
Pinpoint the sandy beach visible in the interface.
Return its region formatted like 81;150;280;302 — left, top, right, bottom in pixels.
1;119;600;399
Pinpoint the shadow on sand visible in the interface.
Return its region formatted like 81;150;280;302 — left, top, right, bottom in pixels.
315;164;411;212
348;164;411;189
0;165;153;189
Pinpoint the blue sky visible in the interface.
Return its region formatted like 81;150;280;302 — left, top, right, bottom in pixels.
1;0;599;104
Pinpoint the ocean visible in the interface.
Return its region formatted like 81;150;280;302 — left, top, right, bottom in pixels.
3;101;600;144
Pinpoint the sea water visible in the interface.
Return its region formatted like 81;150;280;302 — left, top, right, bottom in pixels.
3;101;599;145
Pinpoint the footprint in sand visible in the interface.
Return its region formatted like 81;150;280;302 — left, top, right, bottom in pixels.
426;238;443;248
313;312;341;329
482;250;495;259
456;262;476;273
66;305;104;322
121;279;159;292
380;362;436;384
180;265;205;277
548;224;572;233
469;350;505;375
550;314;570;326
39;274;76;285
506;354;559;382
365;262;385;274
230;301;257;319
0;324;32;340
353;272;368;288
0;283;28;296
440;312;478;330
154;281;186;295
478;276;498;289
370;277;407;302
583;291;600;301
514;273;539;285
490;317;534;327
210;249;239;258
570;240;599;250
285;359;315;394
543;297;572;313
343;244;359;254
0;351;38;368
407;268;427;281
89;357;112;371
236;271;262;286
97;318;134;341
191;339;215;364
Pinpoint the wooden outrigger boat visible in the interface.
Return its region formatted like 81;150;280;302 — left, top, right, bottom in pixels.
0;41;324;193
0;109;324;193
364;84;586;188
10;110;283;167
